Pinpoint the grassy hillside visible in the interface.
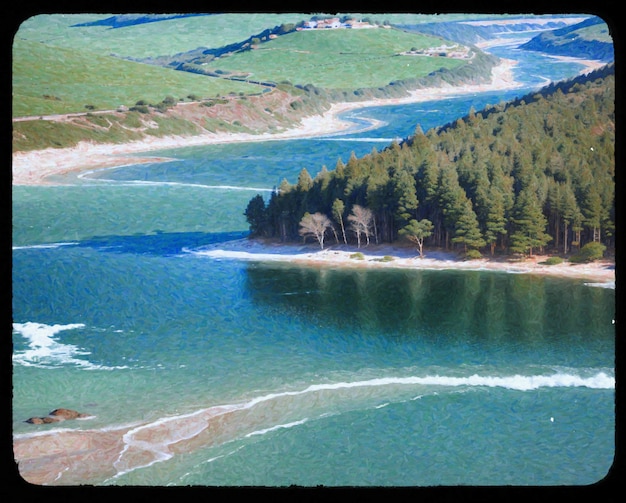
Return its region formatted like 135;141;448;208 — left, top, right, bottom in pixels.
12;88;320;152
397;15;588;45
15;13;309;59
203;28;467;89
13;15;489;118
519;16;613;62
12;38;260;116
12;13;501;150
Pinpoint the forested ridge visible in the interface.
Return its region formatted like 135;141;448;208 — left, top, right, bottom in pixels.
245;65;615;259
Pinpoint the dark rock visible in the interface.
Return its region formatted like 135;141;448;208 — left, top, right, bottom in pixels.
49;408;87;420
25;408;88;424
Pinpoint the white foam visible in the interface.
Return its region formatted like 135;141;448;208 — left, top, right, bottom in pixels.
12;242;79;250
244;418;309;438
12;322;87;367
110;404;243;479
124;180;273;192
318;137;403;143
241;372;614;408
584;281;615;289
78;175;273;192
12;322;127;370
13;426;78;439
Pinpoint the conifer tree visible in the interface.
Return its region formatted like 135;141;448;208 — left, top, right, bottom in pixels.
581;185;603;242
451;199;485;253
393;169;419;228
297;168;314;192
399;218;433;258
244;194;268;237
509;189;552;256
560;182;583;254
484;186;508;255
315;165;331;191
334;158;346;179
438;165;467;249
243;66;614;257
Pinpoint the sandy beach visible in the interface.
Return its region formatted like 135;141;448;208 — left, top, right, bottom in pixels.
12;58;522;186
189;238;615;286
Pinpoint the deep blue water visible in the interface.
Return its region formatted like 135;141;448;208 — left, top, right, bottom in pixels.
12;33;615;486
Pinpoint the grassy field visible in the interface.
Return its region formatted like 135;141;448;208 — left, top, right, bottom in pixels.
204;28;466;89
15;13;309;59
12;13;488;145
575;23;613;43
13;16;472;117
12;39;261;116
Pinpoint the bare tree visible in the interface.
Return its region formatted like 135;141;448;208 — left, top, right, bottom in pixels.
348;205;373;248
332;198;348;244
299;212;332;249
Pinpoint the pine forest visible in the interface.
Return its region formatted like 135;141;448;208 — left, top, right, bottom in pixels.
245;65;615;259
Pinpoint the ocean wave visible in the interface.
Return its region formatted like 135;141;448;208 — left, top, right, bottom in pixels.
244;418;309;438
241;372;614;404
12;242;79;250
317;137;404;143
119;370;611;471
12;322;128;370
584;281;615;289
77;176;273;192
122;180;273;191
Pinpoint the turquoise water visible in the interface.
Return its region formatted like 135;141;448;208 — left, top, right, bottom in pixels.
12;38;615;486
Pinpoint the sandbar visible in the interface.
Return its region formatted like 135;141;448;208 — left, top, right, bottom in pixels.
189;238;615;286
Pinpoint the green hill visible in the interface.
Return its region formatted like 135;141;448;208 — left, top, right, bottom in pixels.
14;14;497;118
12;13;500;150
201;27;468;89
12;38;260;117
15;13;308;59
519;16;613;62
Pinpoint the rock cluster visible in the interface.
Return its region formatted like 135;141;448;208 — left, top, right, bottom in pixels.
25;408;89;424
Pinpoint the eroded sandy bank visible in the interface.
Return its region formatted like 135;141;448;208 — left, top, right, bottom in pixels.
12;59;521;186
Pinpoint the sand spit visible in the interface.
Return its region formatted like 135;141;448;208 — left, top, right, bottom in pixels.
189;238;615;286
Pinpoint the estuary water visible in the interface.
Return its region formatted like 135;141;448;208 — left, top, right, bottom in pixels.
12;35;615;486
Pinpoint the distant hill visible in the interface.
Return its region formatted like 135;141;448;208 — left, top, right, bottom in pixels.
519;16;613;62
397;16;580;45
70;13;210;29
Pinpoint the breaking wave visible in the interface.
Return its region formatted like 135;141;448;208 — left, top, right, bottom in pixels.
12;242;79;250
12;322;128;370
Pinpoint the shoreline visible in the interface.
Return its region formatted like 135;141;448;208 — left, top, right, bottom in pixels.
190;238;615;286
12;58;522;186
